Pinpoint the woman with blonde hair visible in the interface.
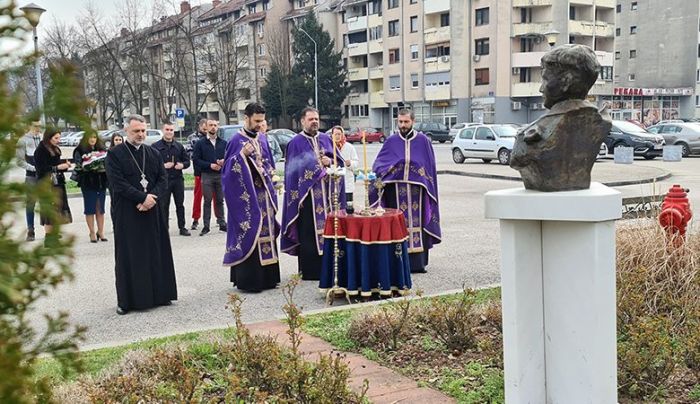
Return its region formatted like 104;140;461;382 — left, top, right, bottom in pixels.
330;126;359;213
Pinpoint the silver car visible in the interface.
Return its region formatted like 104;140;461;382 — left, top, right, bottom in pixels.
451;124;518;165
647;122;700;157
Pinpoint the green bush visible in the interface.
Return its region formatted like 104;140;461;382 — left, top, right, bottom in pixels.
0;4;87;402
417;288;481;353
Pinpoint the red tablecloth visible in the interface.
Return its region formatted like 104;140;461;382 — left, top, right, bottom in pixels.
322;208;409;244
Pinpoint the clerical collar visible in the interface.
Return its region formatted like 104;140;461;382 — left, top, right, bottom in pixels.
399;129;415;140
302;131;318;138
126;139;142;150
243;128;258;138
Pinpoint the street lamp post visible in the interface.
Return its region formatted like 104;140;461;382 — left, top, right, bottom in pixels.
298;27;318;110
543;29;560;48
20;3;47;126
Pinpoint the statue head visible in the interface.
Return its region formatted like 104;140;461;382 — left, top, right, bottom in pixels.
539;44;600;109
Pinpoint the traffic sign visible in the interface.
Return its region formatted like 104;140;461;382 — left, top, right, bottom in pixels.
175;108;185;119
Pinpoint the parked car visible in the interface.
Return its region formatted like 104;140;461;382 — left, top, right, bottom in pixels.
99;129;122;148
604;120;664;160
414;122;452;143
218;124;244;142
267;128;295;156
448;122;479;142
451;124;517;165
345;127;385;143
59;131;75;146
647;122;700;156
62;131;84;147
598;143;608;159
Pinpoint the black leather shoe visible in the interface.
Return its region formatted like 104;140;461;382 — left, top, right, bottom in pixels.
219;223;227;232
199;227;210;236
26;229;35;242
179;228;191;236
191;221;198;230
116;307;128;315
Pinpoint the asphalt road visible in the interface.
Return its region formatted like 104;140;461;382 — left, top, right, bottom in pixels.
22;143;700;349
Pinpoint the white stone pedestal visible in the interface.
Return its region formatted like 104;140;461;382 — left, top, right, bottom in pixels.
485;182;620;404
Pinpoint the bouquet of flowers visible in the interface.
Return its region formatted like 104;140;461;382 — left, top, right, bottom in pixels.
78;150;108;172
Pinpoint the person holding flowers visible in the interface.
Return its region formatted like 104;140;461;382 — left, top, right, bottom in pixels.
73;131;109;243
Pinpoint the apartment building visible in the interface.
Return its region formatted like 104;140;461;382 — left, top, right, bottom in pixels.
609;0;698;125
337;0;616;132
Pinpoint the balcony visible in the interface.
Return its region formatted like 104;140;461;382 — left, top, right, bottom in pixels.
206;102;220;112
347;15;368;33
512;82;542;97
424;0;449;14
424;57;451;74
236;100;250;111
568;20;614;37
595;51;613;67
370;91;387;108
424;26;450;45
595;0;615;8
348;42;368;57
348;67;369;81
512;22;553;37
368;14;382;27
512;0;552;6
425;86;450;101
347;92;370;105
369;66;384;79
512;51;547;68
570;0;593;5
368;39;383;53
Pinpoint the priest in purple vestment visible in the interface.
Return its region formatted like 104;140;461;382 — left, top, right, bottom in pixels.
222;103;280;292
281;107;345;280
369;109;441;273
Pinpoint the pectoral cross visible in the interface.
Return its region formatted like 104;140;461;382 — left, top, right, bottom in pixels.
140;174;149;192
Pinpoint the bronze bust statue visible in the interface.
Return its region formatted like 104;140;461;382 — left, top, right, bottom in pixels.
510;44;612;192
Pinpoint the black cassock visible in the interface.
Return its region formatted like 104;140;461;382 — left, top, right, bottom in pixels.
106;142;177;310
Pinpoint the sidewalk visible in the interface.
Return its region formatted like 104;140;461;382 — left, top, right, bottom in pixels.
247;320;456;404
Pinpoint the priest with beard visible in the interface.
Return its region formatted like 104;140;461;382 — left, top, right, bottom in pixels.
369;109;441;273
222;103;280;292
106;114;177;315
281;107;344;280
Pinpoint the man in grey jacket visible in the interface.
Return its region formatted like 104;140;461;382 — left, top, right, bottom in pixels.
15;122;42;241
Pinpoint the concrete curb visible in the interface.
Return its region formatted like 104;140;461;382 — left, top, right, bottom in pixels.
437;169;673;187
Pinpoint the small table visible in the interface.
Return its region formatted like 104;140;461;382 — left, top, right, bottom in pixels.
319;208;412;297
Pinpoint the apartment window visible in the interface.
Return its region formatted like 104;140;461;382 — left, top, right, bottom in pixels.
260;67;267;77
475;68;489;85
600;66;613;81
475;7;489;26
616;4;621;13
615;28;620;36
389;48;400;64
569;6;576;20
615;51;621;59
410;44;418;59
388;0;398;9
697;69;700;82
519;67;531;83
350;105;369;117
440;13;450;27
520;8;532;23
388;20;399;36
411;73;419;88
410;16;418;33
630;26;637;34
257;22;264;35
628;73;636;81
569;35;575;44
297;0;304;7
248;4;257;13
258;44;266;56
425;44;450;58
368;0;382;15
520;37;534;52
389;75;400;90
369;26;382;40
629;49;636;58
631;2;638;10
263;1;270;10
410;0;417;3
475;38;490;56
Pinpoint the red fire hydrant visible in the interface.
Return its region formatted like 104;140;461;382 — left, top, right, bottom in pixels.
658;185;692;246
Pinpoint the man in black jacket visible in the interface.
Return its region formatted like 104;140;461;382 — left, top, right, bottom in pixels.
192;119;227;236
153;122;191;236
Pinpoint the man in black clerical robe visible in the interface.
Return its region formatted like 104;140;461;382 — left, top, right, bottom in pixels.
105;114;177;315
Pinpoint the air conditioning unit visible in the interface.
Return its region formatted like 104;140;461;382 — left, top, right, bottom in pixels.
512;67;521;75
512;101;522;111
531;103;545;110
440;55;450;62
472;54;481;62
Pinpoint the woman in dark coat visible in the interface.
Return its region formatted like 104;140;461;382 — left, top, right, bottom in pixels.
34;128;72;238
73;132;109;242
